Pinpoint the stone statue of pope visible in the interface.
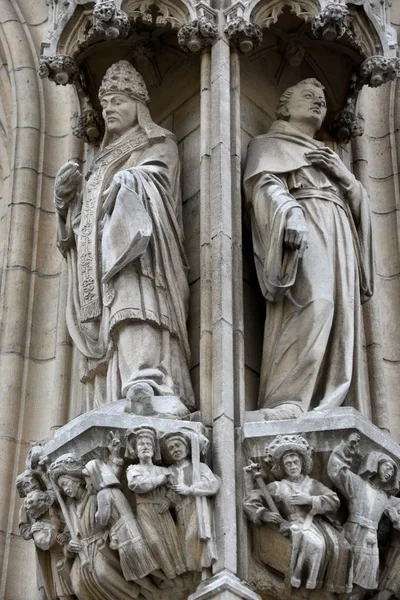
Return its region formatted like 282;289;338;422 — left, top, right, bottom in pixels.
54;60;194;413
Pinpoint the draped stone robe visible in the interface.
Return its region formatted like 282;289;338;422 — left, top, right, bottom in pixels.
244;120;374;413
56;126;194;408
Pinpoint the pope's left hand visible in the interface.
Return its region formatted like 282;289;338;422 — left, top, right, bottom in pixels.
305;148;354;188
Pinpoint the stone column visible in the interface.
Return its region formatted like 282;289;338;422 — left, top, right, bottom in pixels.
195;11;259;598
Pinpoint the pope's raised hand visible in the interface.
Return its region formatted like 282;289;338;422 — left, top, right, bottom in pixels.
55;161;82;200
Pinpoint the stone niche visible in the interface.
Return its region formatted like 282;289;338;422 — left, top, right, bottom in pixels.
239;0;399;413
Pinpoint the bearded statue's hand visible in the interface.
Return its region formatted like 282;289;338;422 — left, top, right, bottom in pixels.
305;148;354;188
285;208;309;257
54;161;82;206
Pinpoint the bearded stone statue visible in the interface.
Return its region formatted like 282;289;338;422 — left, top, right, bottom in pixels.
54;60;194;415
244;78;374;420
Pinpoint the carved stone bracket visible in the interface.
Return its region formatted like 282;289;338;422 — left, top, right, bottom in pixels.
224;17;262;53
311;2;351;42
358;55;400;88
72;108;105;144
38;55;80;86
178;17;219;53
329;108;365;144
93;0;131;40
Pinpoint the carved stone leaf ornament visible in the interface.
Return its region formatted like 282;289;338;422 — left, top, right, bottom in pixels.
178;17;219;53
311;2;352;41
38;55;79;85
73;108;105;144
93;0;131;39
359;55;400;88
330;108;365;144
224;17;263;53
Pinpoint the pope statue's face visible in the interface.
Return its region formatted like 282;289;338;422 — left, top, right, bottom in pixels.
287;84;327;132
100;92;138;138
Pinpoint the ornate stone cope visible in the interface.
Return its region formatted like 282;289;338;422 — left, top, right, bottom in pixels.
78;127;149;323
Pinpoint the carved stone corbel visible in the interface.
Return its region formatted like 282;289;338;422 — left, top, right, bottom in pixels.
358;55;400;88
72;108;105;145
38;55;79;86
330;108;365;144
177;17;218;53
311;2;351;42
93;0;131;40
224;17;262;53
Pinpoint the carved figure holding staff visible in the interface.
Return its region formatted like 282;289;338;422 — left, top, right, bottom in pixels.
244;434;353;593
160;429;220;573
48;453;162;600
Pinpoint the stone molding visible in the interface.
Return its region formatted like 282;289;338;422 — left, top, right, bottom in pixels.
188;570;261;600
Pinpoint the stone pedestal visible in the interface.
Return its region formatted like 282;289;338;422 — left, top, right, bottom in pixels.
189;570;261;600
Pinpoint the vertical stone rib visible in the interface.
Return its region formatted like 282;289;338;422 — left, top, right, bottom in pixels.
0;0;41;593
209;37;237;575
352;99;389;432
200;49;213;426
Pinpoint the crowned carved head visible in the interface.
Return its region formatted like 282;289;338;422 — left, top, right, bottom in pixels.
265;434;313;480
276;78;327;134
98;60;165;146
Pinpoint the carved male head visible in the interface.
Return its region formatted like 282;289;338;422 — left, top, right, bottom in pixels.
165;434;189;463
16;470;43;498
276;78;327;133
282;452;303;480
24;490;53;519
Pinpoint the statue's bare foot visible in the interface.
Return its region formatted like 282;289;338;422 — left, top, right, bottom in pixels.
261;404;303;421
125;382;154;415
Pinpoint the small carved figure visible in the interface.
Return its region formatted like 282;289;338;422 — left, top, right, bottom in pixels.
160;429;220;572
328;433;400;591
54;60;194;414
243;78;374;420
126;426;187;580
23;490;74;600
48;453;162;600
243;434;353;593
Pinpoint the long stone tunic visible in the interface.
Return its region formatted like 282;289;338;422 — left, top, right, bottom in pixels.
244;121;374;413
56;126;194;408
243;475;353;593
167;460;220;572
126;463;187;578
